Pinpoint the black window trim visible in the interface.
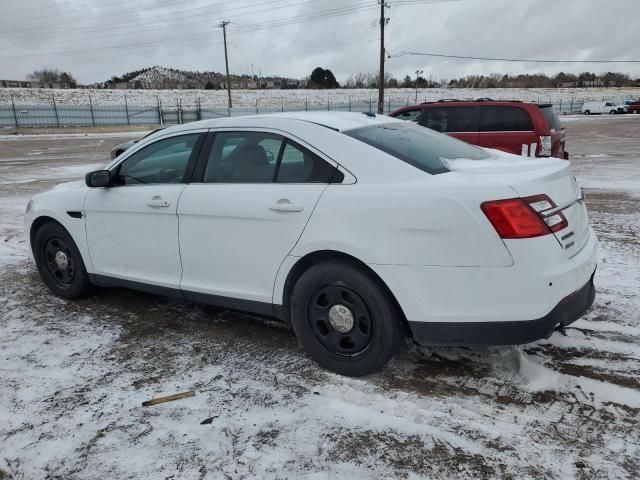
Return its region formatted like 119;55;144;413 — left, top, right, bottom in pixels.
108;130;207;187
190;128;345;185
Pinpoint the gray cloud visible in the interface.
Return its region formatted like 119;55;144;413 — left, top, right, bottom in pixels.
0;0;638;84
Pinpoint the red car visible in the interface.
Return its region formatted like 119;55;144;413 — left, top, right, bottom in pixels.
390;99;568;159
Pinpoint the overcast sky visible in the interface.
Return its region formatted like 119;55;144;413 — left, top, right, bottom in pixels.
1;0;639;84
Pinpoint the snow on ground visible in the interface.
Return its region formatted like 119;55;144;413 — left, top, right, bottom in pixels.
0;117;639;479
1;87;639;108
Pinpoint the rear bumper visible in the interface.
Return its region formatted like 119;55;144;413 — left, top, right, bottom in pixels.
409;270;595;345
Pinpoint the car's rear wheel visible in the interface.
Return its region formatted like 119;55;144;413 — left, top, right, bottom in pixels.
290;260;405;376
33;222;91;299
610;110;617;115
584;110;591;115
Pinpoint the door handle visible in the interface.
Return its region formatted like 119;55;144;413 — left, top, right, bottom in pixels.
146;196;170;208
269;199;304;213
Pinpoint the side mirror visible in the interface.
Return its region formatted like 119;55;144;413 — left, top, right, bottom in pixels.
85;170;112;188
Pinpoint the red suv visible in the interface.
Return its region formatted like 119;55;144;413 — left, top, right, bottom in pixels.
390;99;568;159
628;100;640;114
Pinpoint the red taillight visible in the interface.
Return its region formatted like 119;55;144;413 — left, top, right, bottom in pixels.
482;194;568;239
481;199;550;239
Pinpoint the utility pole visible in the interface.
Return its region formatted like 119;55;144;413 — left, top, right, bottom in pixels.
415;69;423;104
377;0;390;114
219;20;232;109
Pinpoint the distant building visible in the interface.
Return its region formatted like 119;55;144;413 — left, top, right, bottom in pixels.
581;79;607;87
0;80;69;88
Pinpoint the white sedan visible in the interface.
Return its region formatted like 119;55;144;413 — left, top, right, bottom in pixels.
25;112;597;376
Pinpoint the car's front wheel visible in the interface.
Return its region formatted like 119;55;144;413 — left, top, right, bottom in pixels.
584;110;591;115
33;221;91;299
290;260;405;376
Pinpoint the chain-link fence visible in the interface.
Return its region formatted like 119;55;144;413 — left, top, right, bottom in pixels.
0;94;632;128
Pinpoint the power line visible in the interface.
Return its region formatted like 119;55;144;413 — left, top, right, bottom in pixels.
390;51;640;63
2;1;376;48
230;3;378;34
4;0;302;34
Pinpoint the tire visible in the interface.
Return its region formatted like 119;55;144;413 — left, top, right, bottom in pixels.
610;110;617;115
33;221;91;299
584;110;591;115
290;260;405;376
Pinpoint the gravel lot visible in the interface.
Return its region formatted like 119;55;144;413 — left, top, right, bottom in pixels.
1;116;639;479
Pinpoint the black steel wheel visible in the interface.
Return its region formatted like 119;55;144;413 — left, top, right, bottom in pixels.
307;284;373;356
43;236;76;288
290;260;405;376
33;221;91;299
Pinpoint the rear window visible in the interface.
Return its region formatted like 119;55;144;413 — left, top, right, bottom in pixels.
480;106;533;132
344;122;490;175
538;105;561;131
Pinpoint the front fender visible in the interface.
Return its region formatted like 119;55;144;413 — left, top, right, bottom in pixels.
25;187;92;272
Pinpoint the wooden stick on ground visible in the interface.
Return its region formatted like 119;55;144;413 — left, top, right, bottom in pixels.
142;391;195;407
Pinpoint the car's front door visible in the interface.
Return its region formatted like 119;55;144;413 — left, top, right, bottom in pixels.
84;131;205;289
177;129;340;309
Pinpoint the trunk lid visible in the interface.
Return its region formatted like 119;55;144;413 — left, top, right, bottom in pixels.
445;152;590;256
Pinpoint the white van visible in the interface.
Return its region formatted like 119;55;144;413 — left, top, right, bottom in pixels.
582;102;618;115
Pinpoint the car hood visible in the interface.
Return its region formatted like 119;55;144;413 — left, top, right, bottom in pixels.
51;180;87;191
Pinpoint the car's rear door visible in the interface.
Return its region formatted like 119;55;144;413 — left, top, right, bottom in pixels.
84;130;206;289
478;105;538;156
419;106;479;146
177;129;339;309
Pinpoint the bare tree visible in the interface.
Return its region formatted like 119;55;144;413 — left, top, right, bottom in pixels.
353;72;368;88
27;68;59;84
27;68;77;87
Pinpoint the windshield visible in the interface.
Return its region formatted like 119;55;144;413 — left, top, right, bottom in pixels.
344;121;490;175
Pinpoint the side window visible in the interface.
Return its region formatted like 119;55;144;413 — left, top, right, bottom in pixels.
116;133;200;185
395;109;422;122
205;132;282;183
276;141;336;183
480;106;533;132
421;107;477;132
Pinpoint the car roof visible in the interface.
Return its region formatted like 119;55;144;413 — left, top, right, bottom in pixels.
156;111;400;135
390;99;546;117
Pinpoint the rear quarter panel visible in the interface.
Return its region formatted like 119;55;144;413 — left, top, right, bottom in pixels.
290;180;515;268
